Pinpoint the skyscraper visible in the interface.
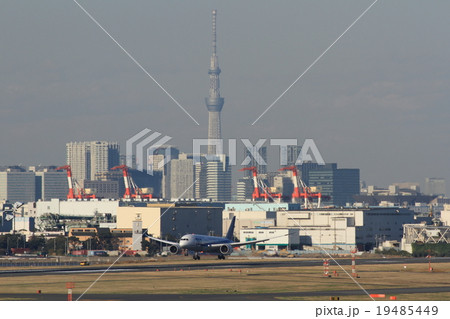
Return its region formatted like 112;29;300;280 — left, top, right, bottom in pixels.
168;153;194;199
205;9;224;155
194;154;231;201
206;154;232;201
66;141;119;183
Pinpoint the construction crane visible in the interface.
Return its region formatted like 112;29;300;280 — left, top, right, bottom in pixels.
278;165;321;208
111;165;153;200
55;165;96;200
239;166;281;202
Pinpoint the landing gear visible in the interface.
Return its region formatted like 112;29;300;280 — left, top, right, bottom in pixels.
193;252;200;260
218;254;225;260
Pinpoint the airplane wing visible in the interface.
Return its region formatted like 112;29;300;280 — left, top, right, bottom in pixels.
144;234;178;246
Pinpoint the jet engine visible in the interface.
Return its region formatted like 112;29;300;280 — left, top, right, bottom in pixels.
169;244;181;254
219;244;233;255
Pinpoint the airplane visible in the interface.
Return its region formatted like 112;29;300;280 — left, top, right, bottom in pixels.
146;216;283;260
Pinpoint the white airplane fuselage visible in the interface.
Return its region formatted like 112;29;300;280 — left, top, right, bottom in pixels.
179;234;233;253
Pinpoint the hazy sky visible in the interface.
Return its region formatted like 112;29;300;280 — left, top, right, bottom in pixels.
1;0;449;191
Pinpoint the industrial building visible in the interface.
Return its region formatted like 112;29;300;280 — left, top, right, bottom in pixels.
401;223;450;253
240;228;299;250
223;203;417;251
277;207;415;250
83;180;120;199
68;225;145;252
35;198;119;231
116;203;223;239
36;198;119;218
222;202;300;237
441;204;450;226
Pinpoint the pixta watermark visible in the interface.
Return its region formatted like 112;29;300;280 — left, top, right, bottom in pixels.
127;129;325;175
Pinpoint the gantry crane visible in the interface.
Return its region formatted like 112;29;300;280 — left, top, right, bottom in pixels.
278;165;322;208
56;165;96;200
111;165;153;200
239;166;281;202
56;165;75;199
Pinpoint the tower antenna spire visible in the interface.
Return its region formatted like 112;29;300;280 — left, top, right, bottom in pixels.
212;9;217;55
205;9;224;155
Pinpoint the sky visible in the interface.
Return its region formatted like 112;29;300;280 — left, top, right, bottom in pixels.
0;0;449;192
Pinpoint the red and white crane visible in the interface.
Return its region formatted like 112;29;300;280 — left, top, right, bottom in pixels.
56;165;96;200
111;165;152;200
239;166;260;200
111;165;132;199
278;165;321;208
239;166;281;202
56;165;75;199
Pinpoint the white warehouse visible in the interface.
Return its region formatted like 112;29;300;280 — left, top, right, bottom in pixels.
36;198;119;218
277;207;416;250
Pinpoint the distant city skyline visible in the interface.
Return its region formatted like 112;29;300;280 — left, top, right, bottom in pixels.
1;1;449;194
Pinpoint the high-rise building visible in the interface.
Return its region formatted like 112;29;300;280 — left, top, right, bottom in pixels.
195;154;232;201
194;156;208;200
66;141;120;183
0;171;36;203
66;142;90;182
286;145;302;167
306;163;360;206
148;145;179;198
205;10;224;155
206;154;232;201
168;153;194;199
243;146;267;176
35;171;68;201
236;177;253;201
147;145;179;174
90;141;119;181
424;178;446;196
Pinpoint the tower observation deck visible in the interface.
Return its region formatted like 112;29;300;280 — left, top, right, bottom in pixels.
205;9;224;155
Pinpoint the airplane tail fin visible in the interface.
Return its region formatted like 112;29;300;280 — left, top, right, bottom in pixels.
226;216;236;241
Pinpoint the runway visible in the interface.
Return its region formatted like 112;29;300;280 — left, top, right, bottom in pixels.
1;256;449;301
2;286;450;301
1;256;448;277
